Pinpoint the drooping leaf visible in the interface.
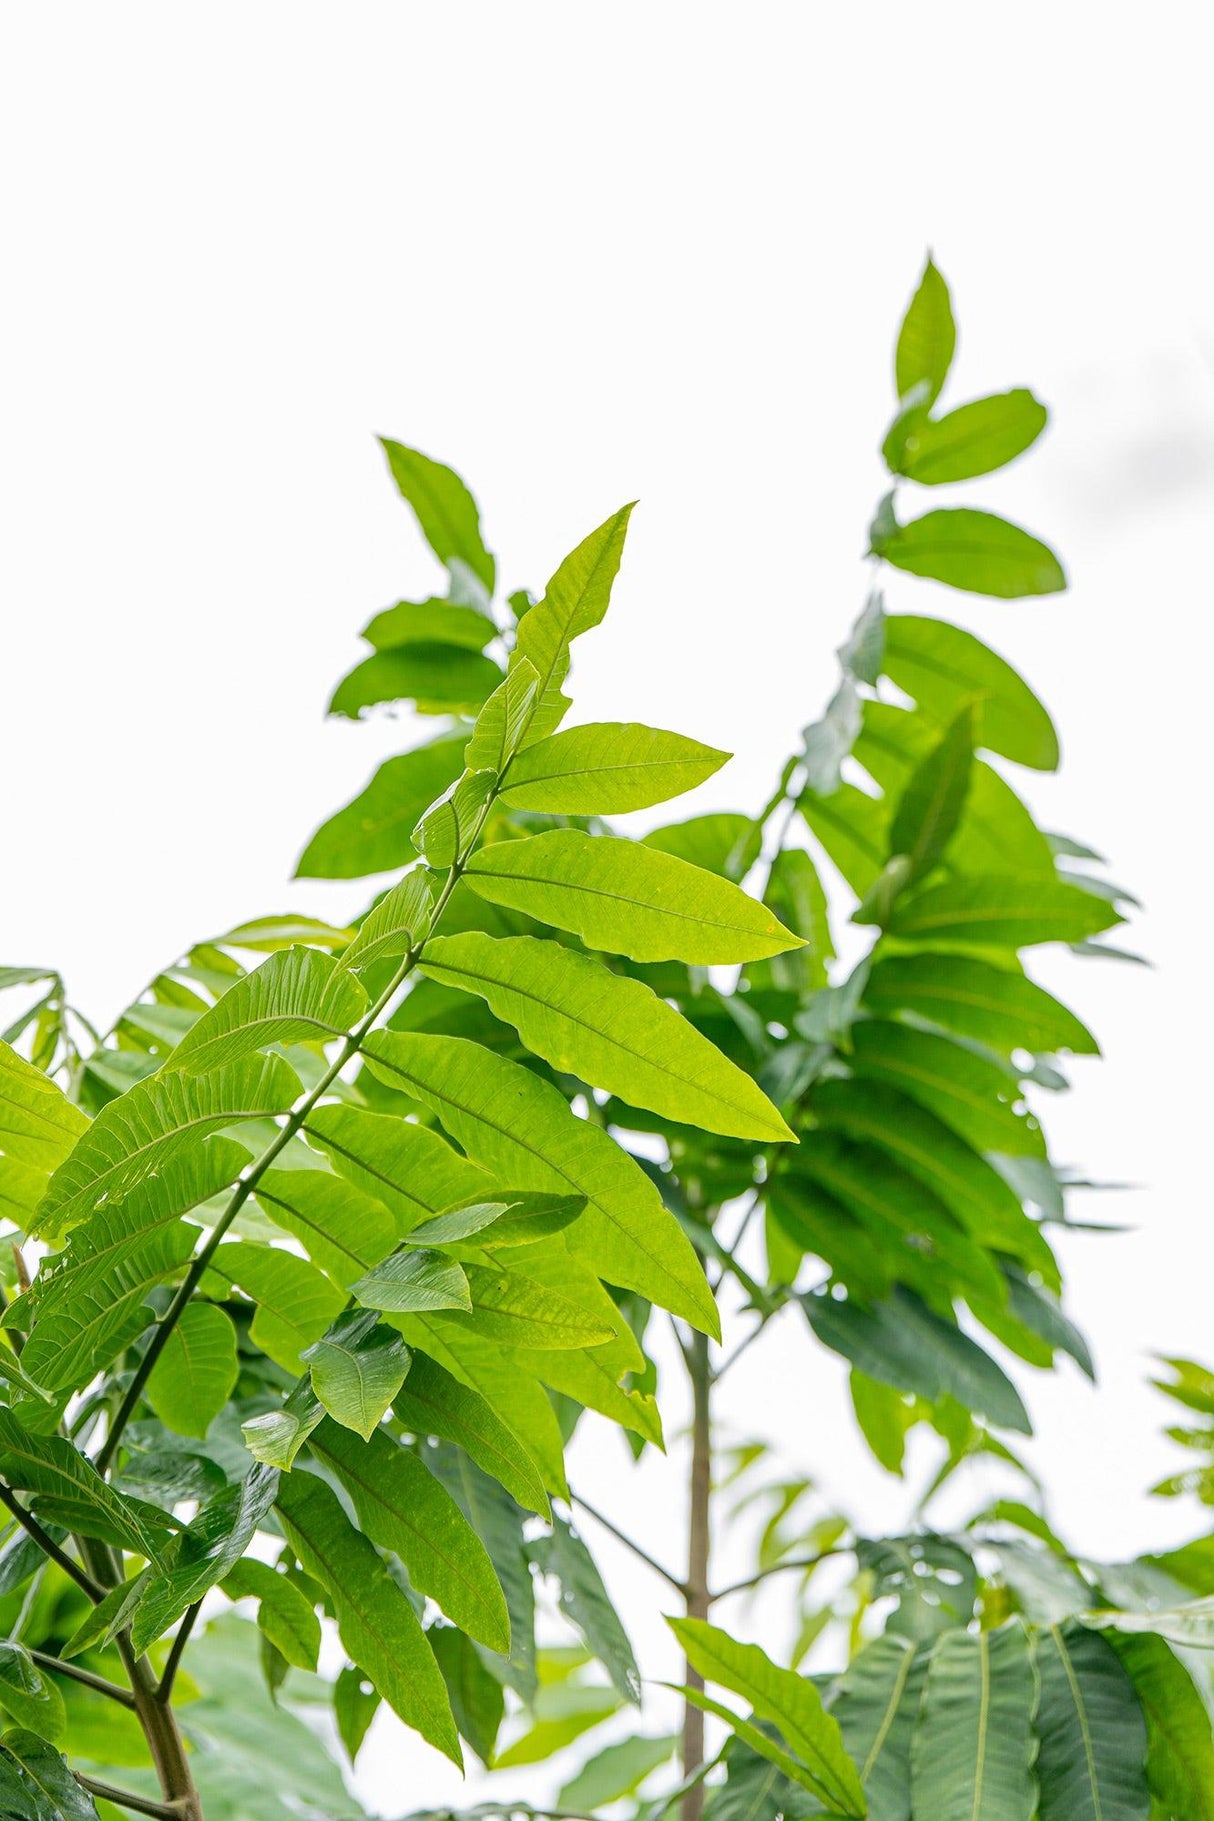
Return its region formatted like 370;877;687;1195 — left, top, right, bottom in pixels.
882;613;1059;771
360;1031;719;1335
862;951;1097;1056
464;830;802;965
340;872;435;974
391;1349;550;1517
334;1663;382;1765
294;737;466;880
1035;1621;1149;1821
130;1462;281;1652
511;505;635;741
669;1618;866;1816
276;1467;460;1763
419;931;794;1142
871;505;1066;599
361;596;495;652
559;1733;678;1808
805;1286;1031;1432
0;1038;88;1227
532;1514;641;1703
838;590;886;686
37;1054;299;1235
145;1301;240;1437
0;1643;67;1743
379;439;495;593
895;257;955;407
889;389;1048;485
500;721;728;814
427;1443;537;1698
883;873;1121;948
314;1420;509;1652
329;644;502;719
428;1625;505;1765
910;1622;1036;1821
849;1020;1044;1157
303;1308;412;1436
222;1557;322;1672
0;1409;165;1561
802;680;863;797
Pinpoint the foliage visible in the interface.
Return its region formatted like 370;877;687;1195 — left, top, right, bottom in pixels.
0;257;1203;1821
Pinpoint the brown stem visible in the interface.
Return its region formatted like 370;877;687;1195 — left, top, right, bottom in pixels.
116;1639;203;1821
75;1776;191;1819
681;1326;712;1821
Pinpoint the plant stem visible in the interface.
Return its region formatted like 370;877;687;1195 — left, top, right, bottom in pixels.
115;1638;202;1821
0;1485;105;1602
570;1493;688;1597
710;1549;842;1602
29;1647;136;1708
75;1776;190;1819
681;1325;712;1821
156;1601;200;1703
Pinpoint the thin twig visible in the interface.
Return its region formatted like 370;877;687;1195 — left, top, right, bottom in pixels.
29;1647;135;1709
75;1776;188;1819
156;1601;201;1703
712;1313;770;1384
571;1492;689;1597
0;1485;105;1602
710;1549;842;1603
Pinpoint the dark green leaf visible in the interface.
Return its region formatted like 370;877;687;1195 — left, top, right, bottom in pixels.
532;1514;641;1703
391;1350;550;1517
428;1626;504;1765
145;1301;240;1437
886;705;974;889
862;951;1097;1056
303;1308;412;1436
0;1730;101;1820
1035;1621;1148;1821
910;1623;1036;1820
0;1643;66;1742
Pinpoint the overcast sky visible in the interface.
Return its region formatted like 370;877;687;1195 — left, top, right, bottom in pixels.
2;4;1212;1810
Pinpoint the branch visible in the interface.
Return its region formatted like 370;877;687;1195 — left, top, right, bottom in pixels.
570;1492;689;1598
75;1777;190;1819
710;1550;842;1603
155;1601;200;1703
0;1485;105;1602
29;1647;135;1709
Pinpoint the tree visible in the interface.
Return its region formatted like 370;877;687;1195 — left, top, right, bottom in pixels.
0;260;1208;1821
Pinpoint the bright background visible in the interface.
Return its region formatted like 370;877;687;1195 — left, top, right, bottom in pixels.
2;4;1212;1810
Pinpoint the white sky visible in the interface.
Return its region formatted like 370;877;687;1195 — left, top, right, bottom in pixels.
2;3;1213;1811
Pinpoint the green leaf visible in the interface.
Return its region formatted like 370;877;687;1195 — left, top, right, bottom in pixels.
886;706;974;889
145;1301;240;1437
21;1139;248;1395
0;1038;88;1227
361;596;495;652
207;913;355;952
890;389;1048;485
252;1167;397;1289
559;1733;678;1808
1109;1631;1214;1820
511;505;635;741
213;1242;345;1369
833;1636;927;1821
895;257;955;407
427;1443;536;1698
862;951;1097;1056
465;659;541;774
676;1683;836;1805
644;812;762;882
0;1409;165;1561
340;873;435;974
313;1420;510;1652
166;947;367;1075
412;767;497;869
130;1461;280;1651
839;590;886;686
457;1261;615;1349
407;1191;585;1249
379;439;495;593
334;1664;381;1764
849;1020;1045;1157
0;1730;101;1819
882;613;1059;771
911;1622;1036;1821
352;1247;472;1314
419;931;794;1142
428;1626;504;1765
361;1031;719;1335
328;644;502;719
222;1557;322;1672
670;1617;866;1815
0;1643;66;1742
500;721;728;814
305;1101;491;1235
303;1308;411;1436
884;874;1121;948
391;1350;550;1517
805;1287;1031;1432
60;1573;149;1659
799;782;890;898
532;1514;641;1702
276;1467;461;1764
294;738;466;879
850;1372;914;1476
464;830;802;965
241;1378;326;1471
1035;1621;1149;1821
37;1055;299;1235
871;505;1066;599
802;680;863;797
493;1681;620;1768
